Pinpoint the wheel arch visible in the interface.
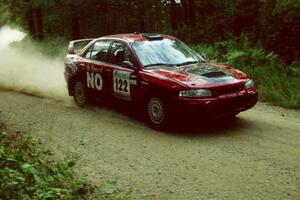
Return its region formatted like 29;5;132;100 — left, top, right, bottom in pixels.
68;73;85;96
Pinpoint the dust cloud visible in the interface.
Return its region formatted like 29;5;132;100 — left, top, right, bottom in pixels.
0;26;70;102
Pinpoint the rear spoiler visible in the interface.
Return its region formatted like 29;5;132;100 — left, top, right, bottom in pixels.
67;38;95;54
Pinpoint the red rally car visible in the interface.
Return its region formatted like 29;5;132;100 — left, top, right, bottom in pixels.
64;33;257;128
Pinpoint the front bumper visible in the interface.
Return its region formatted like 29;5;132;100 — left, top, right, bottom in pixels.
168;91;258;118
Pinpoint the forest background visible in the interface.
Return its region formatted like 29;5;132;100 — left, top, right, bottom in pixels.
0;0;300;108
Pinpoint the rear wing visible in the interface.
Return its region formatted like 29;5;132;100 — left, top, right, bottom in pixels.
67;38;95;54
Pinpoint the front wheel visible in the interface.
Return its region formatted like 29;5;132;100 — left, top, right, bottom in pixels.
73;79;89;107
147;97;168;129
221;112;240;121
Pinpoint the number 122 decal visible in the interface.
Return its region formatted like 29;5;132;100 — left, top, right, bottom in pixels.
115;78;128;92
113;70;131;100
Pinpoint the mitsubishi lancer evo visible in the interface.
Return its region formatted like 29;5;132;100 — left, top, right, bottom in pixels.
64;33;257;128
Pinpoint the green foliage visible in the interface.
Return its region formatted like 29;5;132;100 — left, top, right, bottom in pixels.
0;124;128;200
254;66;300;109
273;0;300;14
0;128;94;200
192;38;300;109
99;181;118;195
0;3;10;26
2;0;300;63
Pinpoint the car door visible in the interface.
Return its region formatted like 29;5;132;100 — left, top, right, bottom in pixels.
81;40;111;97
104;41;138;101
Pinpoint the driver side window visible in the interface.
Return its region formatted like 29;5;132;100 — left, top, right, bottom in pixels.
83;40;110;62
108;42;134;66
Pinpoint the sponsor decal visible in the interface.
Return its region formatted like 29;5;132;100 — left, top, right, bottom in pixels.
129;80;137;85
87;72;103;91
65;57;78;72
113;70;132;100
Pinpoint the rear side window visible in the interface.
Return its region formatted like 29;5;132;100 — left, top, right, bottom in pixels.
83;40;111;62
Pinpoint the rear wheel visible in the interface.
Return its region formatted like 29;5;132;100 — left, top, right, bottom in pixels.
147;97;168;129
73;79;88;107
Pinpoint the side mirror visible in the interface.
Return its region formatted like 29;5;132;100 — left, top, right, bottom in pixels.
67;42;75;54
122;61;135;69
200;53;209;62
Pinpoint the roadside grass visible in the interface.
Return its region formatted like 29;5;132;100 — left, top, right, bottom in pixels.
0;122;126;200
192;37;300;109
0;123;94;199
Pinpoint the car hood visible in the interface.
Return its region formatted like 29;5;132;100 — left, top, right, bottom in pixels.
146;62;248;88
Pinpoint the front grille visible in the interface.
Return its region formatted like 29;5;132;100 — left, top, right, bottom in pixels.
215;96;249;113
214;85;244;96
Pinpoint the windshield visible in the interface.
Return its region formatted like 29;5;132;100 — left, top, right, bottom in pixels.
131;38;206;68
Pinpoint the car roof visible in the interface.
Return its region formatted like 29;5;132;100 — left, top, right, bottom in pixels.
99;33;176;42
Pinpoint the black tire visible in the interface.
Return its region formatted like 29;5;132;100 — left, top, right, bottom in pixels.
73;79;89;107
222;112;240;120
228;111;240;118
147;97;168;129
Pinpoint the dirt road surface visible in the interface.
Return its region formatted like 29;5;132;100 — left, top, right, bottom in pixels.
0;90;299;200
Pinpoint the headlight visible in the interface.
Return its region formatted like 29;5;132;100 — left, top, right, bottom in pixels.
245;79;254;89
179;89;212;98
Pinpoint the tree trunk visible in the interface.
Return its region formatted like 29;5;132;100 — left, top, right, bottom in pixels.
170;0;178;30
70;4;81;40
181;0;196;26
27;6;36;39
181;0;189;25
35;7;43;40
188;0;196;27
138;3;146;32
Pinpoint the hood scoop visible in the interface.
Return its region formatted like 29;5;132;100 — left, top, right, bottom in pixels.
201;71;226;78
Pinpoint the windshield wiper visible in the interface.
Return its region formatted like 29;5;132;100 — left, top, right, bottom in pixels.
175;61;199;66
144;63;175;68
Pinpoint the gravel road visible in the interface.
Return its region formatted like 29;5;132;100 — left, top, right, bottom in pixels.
0;90;299;200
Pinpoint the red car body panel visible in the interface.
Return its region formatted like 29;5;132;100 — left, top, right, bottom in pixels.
64;33;257;119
